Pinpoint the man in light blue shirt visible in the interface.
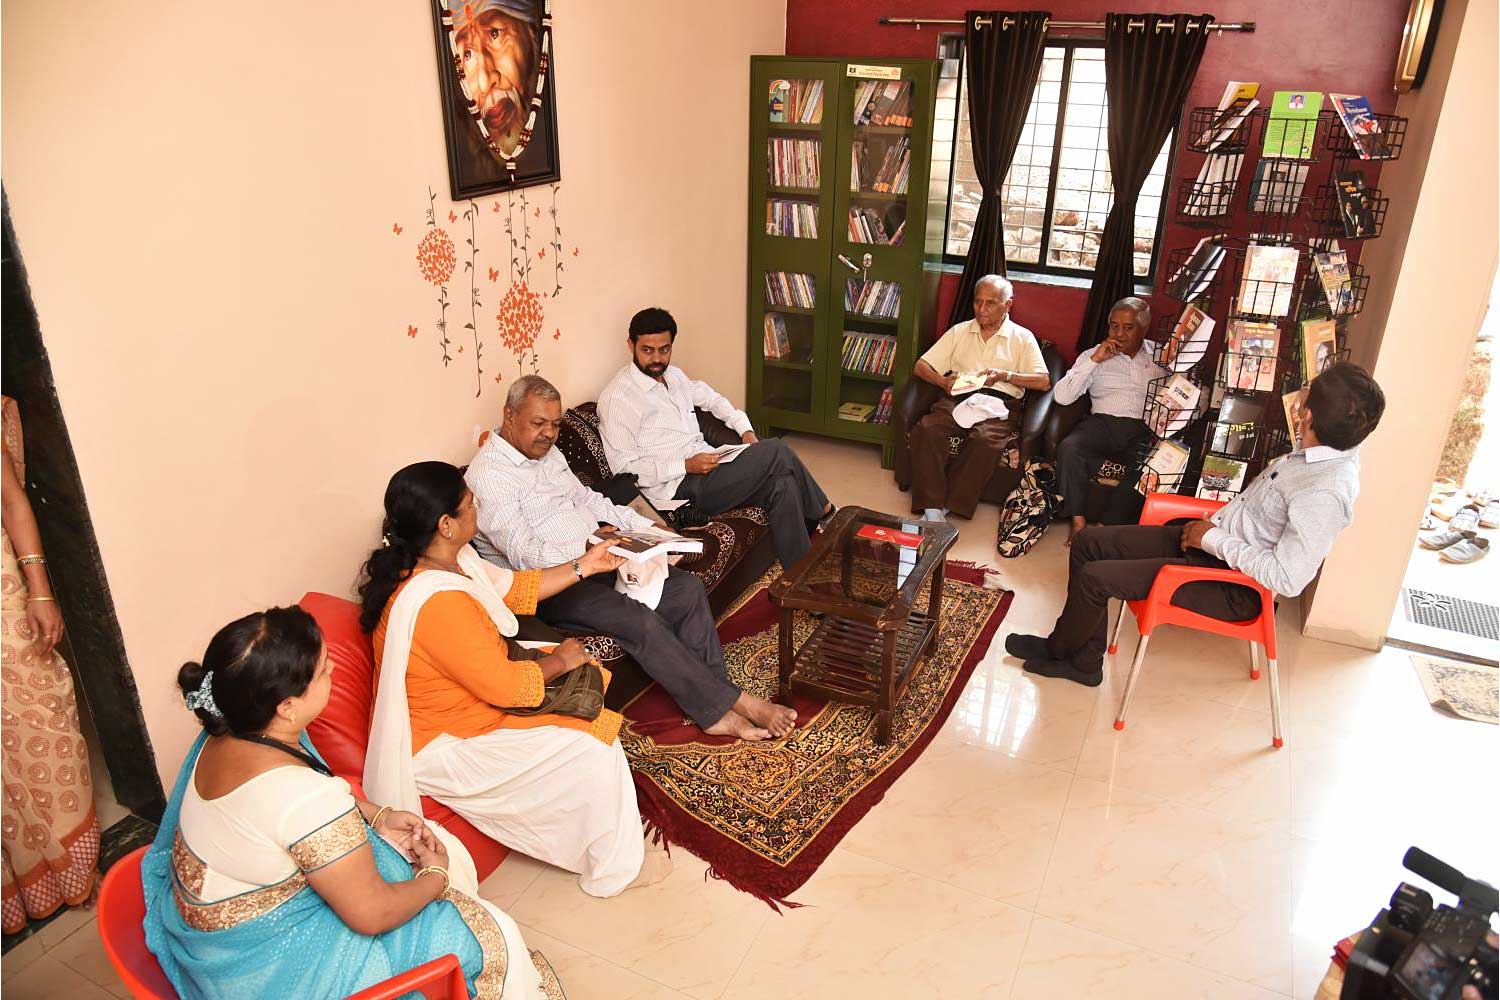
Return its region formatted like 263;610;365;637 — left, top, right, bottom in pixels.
1004;363;1386;687
1051;297;1168;542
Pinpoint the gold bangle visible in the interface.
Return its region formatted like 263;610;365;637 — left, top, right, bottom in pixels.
26;596;56;603
370;805;392;830
17;555;45;566
415;865;450;896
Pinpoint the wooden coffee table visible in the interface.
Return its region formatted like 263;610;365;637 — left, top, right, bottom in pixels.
768;506;959;744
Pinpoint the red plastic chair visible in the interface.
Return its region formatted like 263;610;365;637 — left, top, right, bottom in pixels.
1106;493;1284;748
98;846;469;999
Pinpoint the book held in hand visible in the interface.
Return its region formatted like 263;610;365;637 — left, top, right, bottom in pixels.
1262;90;1324;159
1328;93;1391;159
1299;317;1338;382
588;526;704;562
1197;455;1249;501
1238;243;1300;316
1162;304;1215;371
1137;439;1191;496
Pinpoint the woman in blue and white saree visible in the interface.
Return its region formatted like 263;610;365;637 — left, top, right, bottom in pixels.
141;605;563;999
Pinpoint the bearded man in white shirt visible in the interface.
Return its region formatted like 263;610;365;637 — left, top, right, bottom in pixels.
598;307;834;571
908;275;1052;521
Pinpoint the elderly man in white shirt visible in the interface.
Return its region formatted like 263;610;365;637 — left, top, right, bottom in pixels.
1051;296;1169;542
598;307;833;570
909;275;1051;521
466;375;797;741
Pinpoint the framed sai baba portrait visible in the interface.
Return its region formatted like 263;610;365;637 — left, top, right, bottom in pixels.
430;0;561;197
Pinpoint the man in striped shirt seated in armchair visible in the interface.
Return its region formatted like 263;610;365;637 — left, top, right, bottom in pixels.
1005;362;1386;687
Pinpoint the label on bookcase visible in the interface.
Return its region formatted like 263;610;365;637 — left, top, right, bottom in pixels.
846;63;902;80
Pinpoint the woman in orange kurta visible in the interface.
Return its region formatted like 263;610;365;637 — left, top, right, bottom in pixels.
358;462;668;898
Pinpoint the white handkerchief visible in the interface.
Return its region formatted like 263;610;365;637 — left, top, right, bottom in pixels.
951;393;1010;428
614;552;670;609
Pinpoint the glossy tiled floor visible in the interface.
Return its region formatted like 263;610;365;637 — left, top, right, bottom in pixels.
5;434;1495;999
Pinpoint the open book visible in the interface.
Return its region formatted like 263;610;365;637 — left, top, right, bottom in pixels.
589;526;704;563
948;371;994;396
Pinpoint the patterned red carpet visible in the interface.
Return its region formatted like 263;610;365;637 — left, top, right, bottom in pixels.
620;564;1012;909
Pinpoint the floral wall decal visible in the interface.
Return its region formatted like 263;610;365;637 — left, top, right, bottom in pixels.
398;181;569;393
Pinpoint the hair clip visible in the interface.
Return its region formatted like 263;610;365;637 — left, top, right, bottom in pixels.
184;670;222;719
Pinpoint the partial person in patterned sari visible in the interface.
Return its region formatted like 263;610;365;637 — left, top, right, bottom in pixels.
141;606;563;999
0;395;100;934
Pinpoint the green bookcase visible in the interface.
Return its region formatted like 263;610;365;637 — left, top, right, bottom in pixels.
747;56;938;467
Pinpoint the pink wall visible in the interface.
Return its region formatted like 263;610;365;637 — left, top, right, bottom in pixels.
788;0;1410;360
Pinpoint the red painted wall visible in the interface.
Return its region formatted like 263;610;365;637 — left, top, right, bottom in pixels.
787;0;1409;361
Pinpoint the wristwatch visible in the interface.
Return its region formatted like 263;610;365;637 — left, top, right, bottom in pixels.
570;559;584;580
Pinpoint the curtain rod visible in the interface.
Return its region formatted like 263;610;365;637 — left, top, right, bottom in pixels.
879;16;1255;33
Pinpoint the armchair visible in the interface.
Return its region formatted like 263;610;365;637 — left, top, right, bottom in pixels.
892;340;1070;508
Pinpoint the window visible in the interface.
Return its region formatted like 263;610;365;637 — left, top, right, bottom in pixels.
928;39;1173;279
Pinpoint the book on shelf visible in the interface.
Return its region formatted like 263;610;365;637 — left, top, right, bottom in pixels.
844;278;901;319
1166;236;1226;301
1184;153;1243;215
1162;304;1216;371
763;314;792;359
1222;319;1281;393
837;401;875;421
1196;455;1249;501
851;137;911;194
764;270;816;309
768;137;821;188
766;199;818;239
856;524;921;547
870;385;894;425
847;207;905;245
1209;394;1264;457
1281;386;1307;436
1137;439;1191;496
587;526;704;562
1328;93;1391;159
1299;317;1338;382
1238;243;1300;316
1146;374;1202;437
1334;170;1377;238
1262;90;1324;158
1196;81;1260;150
1247;160;1309;214
840;331;897;375
853;79;913;127
1313;250;1354;315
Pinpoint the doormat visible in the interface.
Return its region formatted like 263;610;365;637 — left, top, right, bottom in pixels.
1411;655;1499;724
1403;589;1500;641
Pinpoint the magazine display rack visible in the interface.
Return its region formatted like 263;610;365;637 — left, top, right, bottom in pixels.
1137;91;1407;501
747;56;939;467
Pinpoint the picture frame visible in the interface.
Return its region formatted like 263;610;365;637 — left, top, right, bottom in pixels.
430;0;561;199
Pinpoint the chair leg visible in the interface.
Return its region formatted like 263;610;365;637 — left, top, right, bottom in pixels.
1266;656;1284;748
1249;642;1261;680
1113;633;1152;731
1108;602;1127;655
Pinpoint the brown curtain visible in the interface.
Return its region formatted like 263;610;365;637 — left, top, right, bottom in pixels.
1075;12;1212;352
948;10;1051;328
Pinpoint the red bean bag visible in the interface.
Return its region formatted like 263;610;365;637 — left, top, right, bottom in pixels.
298;592;509;880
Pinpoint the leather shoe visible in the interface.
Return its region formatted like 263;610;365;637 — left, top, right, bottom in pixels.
1023;657;1104;687
1004;633;1050;660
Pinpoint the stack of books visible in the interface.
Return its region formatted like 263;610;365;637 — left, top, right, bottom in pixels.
852;80;914;127
837;401;875;421
768;79;824;125
763;315;792;359
767;199;818;238
768;138;820;188
844;279;901;319
851;138;910;193
765;271;816;309
840;332;897;375
847;207;905;245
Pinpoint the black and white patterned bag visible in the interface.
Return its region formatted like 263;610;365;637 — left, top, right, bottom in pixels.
996;459;1063;559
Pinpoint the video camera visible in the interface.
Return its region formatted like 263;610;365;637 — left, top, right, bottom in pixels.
1342;847;1497;1000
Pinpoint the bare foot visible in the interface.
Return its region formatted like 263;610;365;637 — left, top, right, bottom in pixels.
704;709;771;741
734;693;797;737
1065;516;1086;546
624;849;673;891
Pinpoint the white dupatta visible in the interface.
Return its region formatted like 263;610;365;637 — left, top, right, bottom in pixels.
363;546;525;815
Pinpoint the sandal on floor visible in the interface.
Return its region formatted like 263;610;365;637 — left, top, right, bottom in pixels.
1430;494;1470;521
1420;528;1474;550
1448;504;1483;533
1419;514;1439;531
1479;498;1500;530
1440;536;1490;563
